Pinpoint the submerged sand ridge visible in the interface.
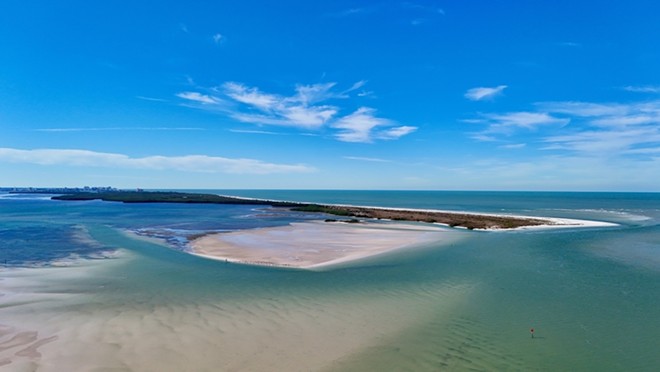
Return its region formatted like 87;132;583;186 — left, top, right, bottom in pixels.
190;221;448;269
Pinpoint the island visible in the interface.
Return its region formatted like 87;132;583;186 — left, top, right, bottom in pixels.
51;190;615;270
51;191;548;230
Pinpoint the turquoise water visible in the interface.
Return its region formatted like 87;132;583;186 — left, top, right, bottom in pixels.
1;191;659;370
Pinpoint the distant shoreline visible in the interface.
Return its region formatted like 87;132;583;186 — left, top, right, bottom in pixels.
46;189;618;271
49;190;546;229
50;190;615;230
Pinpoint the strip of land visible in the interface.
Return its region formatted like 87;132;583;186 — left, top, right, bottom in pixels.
51;191;554;230
50;190;616;269
189;216;615;269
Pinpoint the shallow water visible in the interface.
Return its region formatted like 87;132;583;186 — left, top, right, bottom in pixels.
1;191;659;370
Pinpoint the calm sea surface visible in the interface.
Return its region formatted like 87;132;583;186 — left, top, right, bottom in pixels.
1;191;659;370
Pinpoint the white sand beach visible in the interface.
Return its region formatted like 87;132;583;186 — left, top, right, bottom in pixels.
189;213;618;269
190;221;448;269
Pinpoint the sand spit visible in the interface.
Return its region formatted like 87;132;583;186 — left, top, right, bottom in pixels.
506;216;618;231
217;194;619;230
189;213;618;269
190;221;448;269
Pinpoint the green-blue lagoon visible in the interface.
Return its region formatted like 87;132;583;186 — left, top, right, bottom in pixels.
1;191;659;370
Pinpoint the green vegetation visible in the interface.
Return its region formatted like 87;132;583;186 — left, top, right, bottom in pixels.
290;204;353;216
52;190;547;230
52;191;300;207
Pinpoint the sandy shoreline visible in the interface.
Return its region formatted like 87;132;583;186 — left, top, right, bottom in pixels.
185;194;621;269
217;194;619;230
190;221;448;269
506;216;617;230
188;210;618;269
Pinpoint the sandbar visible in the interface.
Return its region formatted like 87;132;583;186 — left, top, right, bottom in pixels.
189;221;447;269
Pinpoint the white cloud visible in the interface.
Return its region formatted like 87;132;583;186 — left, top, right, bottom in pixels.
470;133;499;142
0;148;314;174
222;82;279;110
473;99;660;158
402;2;445;15
176;92;222;105
465;85;507;101
35;127;203;132
294;82;338;104
558;41;581;47
378;126;417;140
623;85;660;93
484;112;569;130
463;97;660;190
499;143;527;149
468;111;568;141
213;33;223;44
178;81;415;142
332;107;394;143
343;156;392;163
346;80;367;92
536;101;630;117
624;147;660;155
136;96;167;102
544;127;660;154
229;129;285;135
220;82;338;129
281;105;337;128
591;114;659;127
336;8;369;16
538;101;660;132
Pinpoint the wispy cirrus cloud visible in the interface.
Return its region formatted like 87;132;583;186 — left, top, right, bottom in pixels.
484;112;569;129
536;101;630;117
330;3;443;26
465;85;507;101
543;127;660;153
623;85;660;93
499;143;527;149
469;99;660;158
34;127;204;132
538;100;660;155
221;82;337;129
228;129;287;136
136;96;168;102
176;91;223;105
330;7;372;17
402;2;445;15
332;107;392;142
0;148;314;174
469;112;569;139
177;81;416;143
403;2;445;25
343;156;392;163
378;125;417;140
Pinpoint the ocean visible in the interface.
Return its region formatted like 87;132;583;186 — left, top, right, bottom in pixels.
1;190;659;370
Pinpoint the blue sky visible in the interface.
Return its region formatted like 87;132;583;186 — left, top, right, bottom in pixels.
1;0;659;191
